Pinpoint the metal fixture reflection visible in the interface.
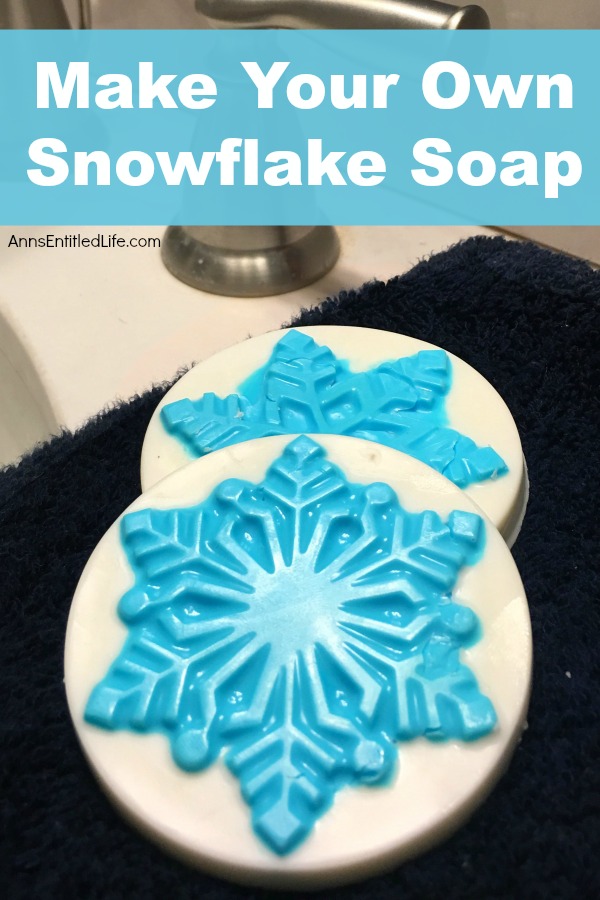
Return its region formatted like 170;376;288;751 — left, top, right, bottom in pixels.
196;0;490;30
162;226;341;298
164;0;490;296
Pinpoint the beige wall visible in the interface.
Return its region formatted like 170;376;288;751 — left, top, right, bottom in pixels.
480;0;599;28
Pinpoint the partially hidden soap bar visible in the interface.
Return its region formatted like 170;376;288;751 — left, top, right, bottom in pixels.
141;327;528;546
66;433;532;889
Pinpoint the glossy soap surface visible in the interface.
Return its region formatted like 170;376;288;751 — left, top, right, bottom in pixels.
67;434;531;888
141;327;527;545
85;436;495;856
161;331;508;490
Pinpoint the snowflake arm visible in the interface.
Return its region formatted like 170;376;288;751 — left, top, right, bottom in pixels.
161;392;281;457
226;654;394;855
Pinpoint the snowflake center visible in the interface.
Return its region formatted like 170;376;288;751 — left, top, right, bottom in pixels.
246;555;339;665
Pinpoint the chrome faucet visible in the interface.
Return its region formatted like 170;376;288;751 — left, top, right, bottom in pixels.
0;0;489;297
163;0;490;297
196;0;490;31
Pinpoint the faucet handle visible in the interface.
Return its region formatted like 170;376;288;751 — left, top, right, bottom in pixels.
196;0;490;31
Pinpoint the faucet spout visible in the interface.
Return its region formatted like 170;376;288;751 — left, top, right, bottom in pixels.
196;0;490;31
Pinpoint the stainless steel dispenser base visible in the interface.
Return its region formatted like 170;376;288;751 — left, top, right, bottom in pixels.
161;225;340;297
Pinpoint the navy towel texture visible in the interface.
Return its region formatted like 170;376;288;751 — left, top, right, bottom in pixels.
1;236;599;899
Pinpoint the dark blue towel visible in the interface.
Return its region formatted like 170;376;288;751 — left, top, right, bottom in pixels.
2;236;599;899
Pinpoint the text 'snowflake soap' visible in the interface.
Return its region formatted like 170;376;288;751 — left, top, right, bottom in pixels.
141;327;528;547
66;434;532;889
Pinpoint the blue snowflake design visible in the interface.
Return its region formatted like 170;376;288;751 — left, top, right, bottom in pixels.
161;330;508;488
86;436;496;856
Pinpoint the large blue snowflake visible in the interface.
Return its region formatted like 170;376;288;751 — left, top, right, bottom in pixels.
86;436;496;855
161;330;508;488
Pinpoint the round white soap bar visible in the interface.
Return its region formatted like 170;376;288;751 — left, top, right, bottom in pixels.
141;327;528;546
66;433;531;890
